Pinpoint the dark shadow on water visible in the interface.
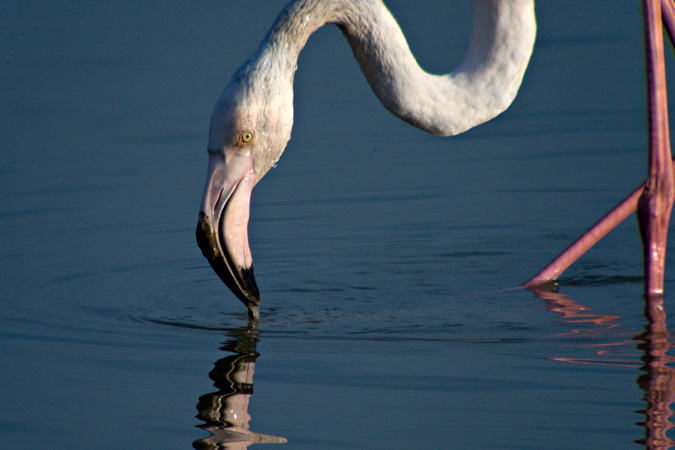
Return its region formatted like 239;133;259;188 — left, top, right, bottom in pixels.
530;284;675;449
193;321;287;449
562;274;645;288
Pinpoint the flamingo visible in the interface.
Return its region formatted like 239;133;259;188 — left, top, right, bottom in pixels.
523;0;675;301
197;0;673;319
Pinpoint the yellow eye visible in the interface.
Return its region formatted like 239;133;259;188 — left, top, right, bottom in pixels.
240;131;254;145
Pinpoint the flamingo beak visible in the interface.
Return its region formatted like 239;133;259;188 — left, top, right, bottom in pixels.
196;150;260;318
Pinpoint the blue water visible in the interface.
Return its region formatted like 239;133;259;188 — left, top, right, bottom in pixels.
1;1;672;448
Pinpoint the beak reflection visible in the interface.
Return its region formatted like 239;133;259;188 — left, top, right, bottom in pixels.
194;323;287;448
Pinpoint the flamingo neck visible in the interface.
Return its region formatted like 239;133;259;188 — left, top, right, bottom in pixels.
256;0;535;136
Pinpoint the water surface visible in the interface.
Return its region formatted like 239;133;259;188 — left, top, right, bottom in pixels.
1;1;672;449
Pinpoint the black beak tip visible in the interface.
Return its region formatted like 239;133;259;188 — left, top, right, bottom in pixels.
196;219;261;317
230;268;260;320
239;265;261;316
246;304;260;320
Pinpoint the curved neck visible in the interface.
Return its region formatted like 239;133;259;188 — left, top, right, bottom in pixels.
257;0;536;136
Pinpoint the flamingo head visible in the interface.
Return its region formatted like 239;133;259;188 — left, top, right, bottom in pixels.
197;58;294;318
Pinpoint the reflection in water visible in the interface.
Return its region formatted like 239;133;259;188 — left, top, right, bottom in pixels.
194;322;287;449
530;285;675;448
532;284;635;368
636;298;675;449
189;286;675;448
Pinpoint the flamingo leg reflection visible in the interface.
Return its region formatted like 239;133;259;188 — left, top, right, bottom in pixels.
637;296;675;448
531;285;675;448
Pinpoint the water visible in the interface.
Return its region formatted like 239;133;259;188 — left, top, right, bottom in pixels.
0;1;671;448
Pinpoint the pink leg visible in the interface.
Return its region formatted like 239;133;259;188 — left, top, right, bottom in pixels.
523;1;675;293
662;0;675;43
522;185;645;287
638;0;675;297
